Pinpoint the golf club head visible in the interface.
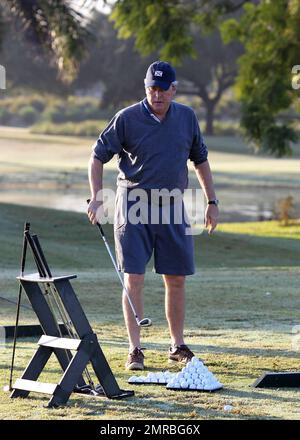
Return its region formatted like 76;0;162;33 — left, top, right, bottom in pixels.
139;318;152;327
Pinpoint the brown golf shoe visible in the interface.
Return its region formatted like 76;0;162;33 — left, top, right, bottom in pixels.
125;347;145;370
168;344;195;364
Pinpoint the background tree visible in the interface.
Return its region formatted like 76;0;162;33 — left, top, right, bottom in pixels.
111;0;299;156
0;15;67;93
178;31;242;135
0;0;93;82
73;10;153;108
221;0;300;156
74;11;241;133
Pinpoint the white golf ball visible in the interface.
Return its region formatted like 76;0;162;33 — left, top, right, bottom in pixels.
128;376;138;383
180;380;188;389
134;377;143;383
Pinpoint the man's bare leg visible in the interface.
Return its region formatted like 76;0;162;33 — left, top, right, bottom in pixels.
163;274;186;346
123;273;145;351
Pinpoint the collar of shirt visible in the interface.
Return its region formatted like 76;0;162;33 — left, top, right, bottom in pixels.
142;98;161;123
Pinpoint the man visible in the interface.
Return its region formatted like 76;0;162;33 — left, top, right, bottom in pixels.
87;61;219;371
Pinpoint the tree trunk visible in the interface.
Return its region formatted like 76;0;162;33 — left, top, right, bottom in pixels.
205;101;215;136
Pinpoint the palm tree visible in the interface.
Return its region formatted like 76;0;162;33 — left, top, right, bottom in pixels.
1;0;96;81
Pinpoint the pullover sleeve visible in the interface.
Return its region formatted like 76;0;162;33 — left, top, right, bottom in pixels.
93;112;124;163
189;112;208;165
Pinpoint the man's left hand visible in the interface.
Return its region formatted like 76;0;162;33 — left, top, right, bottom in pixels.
205;205;219;235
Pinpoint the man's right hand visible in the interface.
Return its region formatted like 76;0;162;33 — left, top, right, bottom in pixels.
87;199;103;225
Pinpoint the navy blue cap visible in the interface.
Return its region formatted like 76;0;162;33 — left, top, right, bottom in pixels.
144;61;176;91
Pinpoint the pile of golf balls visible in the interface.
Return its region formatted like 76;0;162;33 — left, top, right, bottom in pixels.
166;357;223;391
128;370;175;384
128;357;223;391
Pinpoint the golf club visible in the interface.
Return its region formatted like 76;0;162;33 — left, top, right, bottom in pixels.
87;199;152;328
30;233;99;394
7;222;30;392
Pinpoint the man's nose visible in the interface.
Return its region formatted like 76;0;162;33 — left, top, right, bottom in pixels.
154;90;162;99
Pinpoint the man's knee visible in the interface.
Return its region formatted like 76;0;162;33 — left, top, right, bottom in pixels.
163;275;185;289
124;273;145;291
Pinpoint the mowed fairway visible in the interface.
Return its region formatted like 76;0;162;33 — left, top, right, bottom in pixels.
0;127;300;419
0;127;300;221
0;203;300;420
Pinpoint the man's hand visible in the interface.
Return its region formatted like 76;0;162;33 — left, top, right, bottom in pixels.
87;199;102;225
205;204;219;235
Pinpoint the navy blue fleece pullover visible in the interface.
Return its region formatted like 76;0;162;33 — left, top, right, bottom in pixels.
93;98;208;192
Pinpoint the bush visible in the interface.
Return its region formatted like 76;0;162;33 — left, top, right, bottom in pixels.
30;120;108;137
38;97;109;124
273;196;296;226
0;94;113;127
17;106;38;125
211;120;242;136
0;107;10;124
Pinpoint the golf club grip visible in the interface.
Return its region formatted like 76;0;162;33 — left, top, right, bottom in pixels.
25;231;46;277
20;222;30;275
87;198;106;236
32;234;52;278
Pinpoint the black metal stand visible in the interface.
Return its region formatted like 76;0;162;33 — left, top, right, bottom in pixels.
10;227;134;407
252;372;300;388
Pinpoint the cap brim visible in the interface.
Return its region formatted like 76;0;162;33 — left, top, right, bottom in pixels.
144;79;171;91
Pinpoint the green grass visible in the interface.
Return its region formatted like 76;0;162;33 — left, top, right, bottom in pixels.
1;203;300;419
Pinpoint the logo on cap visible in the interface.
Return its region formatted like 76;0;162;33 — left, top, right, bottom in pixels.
154;71;163;77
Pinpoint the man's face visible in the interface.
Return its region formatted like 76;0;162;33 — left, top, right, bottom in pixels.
145;84;176;118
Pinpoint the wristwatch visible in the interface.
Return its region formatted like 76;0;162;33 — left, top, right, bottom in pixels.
208;199;219;206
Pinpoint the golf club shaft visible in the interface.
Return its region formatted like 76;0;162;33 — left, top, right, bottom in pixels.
9;222;30;390
96;223;141;326
87;199;143;326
